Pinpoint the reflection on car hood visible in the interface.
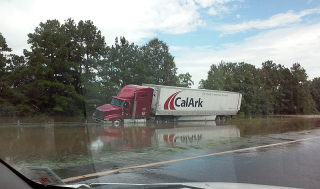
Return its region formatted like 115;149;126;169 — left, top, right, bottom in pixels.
64;182;297;189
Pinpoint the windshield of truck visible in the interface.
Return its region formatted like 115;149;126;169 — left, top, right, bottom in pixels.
110;98;125;107
1;0;320;188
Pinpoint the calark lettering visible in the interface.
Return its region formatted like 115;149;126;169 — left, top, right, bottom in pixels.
175;97;203;107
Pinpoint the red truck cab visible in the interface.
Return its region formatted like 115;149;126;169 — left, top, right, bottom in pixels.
93;85;153;126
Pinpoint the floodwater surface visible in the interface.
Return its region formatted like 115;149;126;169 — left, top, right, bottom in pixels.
0;117;319;179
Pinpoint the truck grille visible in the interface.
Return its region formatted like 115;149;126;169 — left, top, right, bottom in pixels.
94;109;104;120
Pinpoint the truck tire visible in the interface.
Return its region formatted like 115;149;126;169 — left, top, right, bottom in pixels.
163;117;170;123
113;118;122;128
163;117;173;123
216;116;221;121
154;117;162;124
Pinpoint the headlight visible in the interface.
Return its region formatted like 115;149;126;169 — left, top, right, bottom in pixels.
104;118;108;121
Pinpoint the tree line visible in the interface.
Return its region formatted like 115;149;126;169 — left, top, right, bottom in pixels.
200;61;320;115
0;19;193;117
1;18;319;117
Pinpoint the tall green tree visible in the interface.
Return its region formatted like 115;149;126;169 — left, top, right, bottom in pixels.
67;19;107;116
289;63;317;114
102;37;145;88
233;62;262;115
141;38;177;85
98;36;145;105
0;33;15;115
0;33;12;95
199;61;237;91
23;19;83;116
200;61;262;115
0;33;30;116
260;61;291;114
0;33;12;96
176;72;194;88
5;54;31;116
20;19;107;116
310;77;320;112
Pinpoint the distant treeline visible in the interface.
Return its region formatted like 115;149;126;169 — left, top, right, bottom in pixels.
200;61;320;115
0;18;319;117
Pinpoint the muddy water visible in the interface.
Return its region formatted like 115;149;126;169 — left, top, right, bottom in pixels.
0;118;319;170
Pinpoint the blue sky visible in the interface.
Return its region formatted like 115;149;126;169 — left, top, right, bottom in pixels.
155;0;320;47
1;0;320;88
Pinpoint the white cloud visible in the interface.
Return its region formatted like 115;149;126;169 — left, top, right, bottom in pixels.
208;7;219;15
218;8;320;35
195;0;231;8
197;0;232;15
235;14;241;19
0;0;241;55
194;0;215;8
171;23;320;88
0;0;205;55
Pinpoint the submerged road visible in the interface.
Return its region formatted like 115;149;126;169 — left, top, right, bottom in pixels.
64;131;320;189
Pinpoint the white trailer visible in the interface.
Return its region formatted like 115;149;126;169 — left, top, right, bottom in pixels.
142;84;242;121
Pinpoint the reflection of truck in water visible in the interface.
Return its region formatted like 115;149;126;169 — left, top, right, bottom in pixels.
101;124;240;151
93;84;242;126
155;125;240;148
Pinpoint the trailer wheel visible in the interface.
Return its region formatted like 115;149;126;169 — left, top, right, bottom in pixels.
216;116;220;121
163;117;171;123
113;118;122;128
154;117;162;124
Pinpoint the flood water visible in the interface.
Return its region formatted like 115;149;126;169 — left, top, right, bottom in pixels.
0;118;320;172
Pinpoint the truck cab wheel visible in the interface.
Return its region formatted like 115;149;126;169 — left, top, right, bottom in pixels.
113;118;122;128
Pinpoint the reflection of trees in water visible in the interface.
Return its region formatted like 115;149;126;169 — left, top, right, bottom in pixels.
0;125;153;164
235;118;318;136
100;127;152;151
53;126;89;158
0;127;56;161
0;126;103;162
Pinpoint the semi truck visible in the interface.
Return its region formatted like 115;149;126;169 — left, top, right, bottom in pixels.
93;84;242;127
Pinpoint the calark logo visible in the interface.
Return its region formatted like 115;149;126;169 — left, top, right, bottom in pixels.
163;134;203;145
164;91;203;110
